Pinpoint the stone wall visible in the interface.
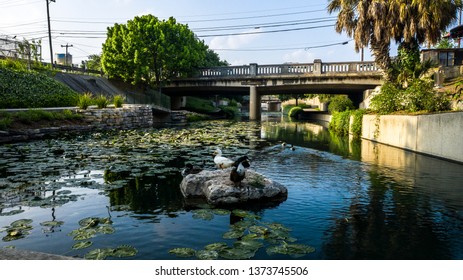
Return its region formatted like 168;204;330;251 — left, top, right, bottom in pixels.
77;105;153;130
362;112;463;163
0;105;154;143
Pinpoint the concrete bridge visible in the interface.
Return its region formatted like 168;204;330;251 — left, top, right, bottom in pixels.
163;59;383;120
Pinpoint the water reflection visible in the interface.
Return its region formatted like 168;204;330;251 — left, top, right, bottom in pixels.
259;117;463;259
1;118;463;259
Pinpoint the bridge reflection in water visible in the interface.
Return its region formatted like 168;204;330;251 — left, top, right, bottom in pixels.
165;60;383;120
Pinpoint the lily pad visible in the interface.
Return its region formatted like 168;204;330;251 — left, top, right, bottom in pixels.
78;217;100;228
219;247;256;260
204;242;229;252
97;225;115;234
211;209;231;215
222;229;244;239
234;240;264;251
266;243;315;257
112;245;138;258
10;219;33;228
249;225;269;235
72;241;93;250
196;250;219;260
169;247;196;258
192;209;214;221
84;248;114;260
40;221;64;227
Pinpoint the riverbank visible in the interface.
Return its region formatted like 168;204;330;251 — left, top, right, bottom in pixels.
0;105;157;144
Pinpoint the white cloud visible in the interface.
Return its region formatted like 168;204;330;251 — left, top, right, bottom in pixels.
282;49;315;64
209;29;262;50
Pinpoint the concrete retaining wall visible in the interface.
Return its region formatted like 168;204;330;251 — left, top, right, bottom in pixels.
362;112;463;163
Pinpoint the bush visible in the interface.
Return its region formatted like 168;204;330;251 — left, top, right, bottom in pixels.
288;106;303;118
370;81;403;114
219;106;239;119
328;95;354;113
350;109;366;138
77;92;93;109
371;79;450;114
113;95;124;108
94;94;109;109
329;110;351;136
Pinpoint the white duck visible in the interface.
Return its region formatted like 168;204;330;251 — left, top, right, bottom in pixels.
213;148;234;169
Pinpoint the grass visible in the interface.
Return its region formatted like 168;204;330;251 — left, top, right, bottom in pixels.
0;109;83;130
184;96;217;113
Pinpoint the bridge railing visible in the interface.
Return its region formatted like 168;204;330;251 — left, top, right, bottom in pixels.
195;60;379;78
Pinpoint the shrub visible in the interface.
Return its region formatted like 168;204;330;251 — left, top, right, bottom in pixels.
77;92;93;109
350;109;366;139
113;95;124;108
371;79;450;114
370;81;403;114
288;106;303;118
328;95;354;113
94;94;109;109
219;105;238;119
329;110;351;136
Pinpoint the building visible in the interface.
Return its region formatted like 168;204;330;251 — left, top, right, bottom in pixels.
421;48;463;79
55;53;72;66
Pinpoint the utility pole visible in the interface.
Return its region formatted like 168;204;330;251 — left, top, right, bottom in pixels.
459;7;462;48
46;0;55;68
61;43;73;66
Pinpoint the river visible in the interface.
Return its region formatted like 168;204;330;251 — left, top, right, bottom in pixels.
0;117;462;259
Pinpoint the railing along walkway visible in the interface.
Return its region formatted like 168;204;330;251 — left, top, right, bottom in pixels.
197;60;379;78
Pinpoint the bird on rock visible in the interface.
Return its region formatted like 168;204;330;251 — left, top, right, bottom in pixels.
213;148;234;169
181;163;203;177
230;155;251;187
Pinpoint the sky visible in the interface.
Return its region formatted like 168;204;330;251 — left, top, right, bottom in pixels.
0;0;406;66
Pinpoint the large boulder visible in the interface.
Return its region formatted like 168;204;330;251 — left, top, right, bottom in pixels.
180;169;287;205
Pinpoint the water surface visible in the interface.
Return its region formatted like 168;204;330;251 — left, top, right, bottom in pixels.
1;118;462;259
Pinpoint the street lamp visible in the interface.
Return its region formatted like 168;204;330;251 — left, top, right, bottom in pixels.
46;0;55;68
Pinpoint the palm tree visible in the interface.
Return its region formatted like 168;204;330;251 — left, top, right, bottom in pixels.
327;0;462;81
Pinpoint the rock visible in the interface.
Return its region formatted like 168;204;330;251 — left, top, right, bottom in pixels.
180;169;287;205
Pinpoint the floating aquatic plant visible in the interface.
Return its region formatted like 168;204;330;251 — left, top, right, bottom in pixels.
222;229;244;239
72;241;93;250
40;221;64;227
1;219;33;242
191;209;214;221
169;247;196;258
112;245;138;258
84;248;114;260
196;250;219;260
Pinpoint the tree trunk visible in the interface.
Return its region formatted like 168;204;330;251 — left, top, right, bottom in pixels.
370;35;392;82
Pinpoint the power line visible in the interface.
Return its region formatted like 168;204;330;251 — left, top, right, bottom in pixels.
193;17;337;33
184;9;328;23
197;24;335;38
212;40;352;52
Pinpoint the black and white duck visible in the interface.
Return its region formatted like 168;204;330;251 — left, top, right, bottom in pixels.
229;156;251;187
181;163;203;177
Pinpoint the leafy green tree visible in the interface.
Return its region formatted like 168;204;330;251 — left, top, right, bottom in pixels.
101;15;219;89
84;54;102;71
327;0;462;81
435;38;456;49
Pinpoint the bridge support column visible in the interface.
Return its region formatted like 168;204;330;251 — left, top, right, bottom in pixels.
249;86;261;121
